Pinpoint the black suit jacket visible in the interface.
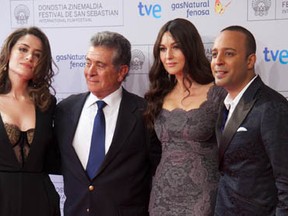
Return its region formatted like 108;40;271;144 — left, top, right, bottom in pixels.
214;77;288;216
54;88;161;216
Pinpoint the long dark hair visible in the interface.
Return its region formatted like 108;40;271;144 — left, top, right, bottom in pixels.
144;18;214;129
0;26;56;111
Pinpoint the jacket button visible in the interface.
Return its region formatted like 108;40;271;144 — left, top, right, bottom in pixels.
89;185;94;191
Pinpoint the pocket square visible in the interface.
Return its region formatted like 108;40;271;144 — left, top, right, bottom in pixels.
237;127;247;132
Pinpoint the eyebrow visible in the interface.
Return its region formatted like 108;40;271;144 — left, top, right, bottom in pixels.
17;42;43;53
85;57;106;65
212;47;237;52
160;41;178;46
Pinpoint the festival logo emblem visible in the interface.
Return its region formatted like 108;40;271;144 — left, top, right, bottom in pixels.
252;0;271;16
14;4;30;25
130;49;145;71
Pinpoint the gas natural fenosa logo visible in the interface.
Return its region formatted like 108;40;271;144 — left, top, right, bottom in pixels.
214;0;233;14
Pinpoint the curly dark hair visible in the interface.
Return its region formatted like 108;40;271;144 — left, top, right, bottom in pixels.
144;18;214;129
0;26;56;111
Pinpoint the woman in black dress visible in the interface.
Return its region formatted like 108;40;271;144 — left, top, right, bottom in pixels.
0;27;60;216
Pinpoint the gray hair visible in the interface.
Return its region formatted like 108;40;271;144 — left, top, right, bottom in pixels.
90;31;131;68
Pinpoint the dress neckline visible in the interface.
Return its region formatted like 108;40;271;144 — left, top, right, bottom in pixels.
162;85;216;112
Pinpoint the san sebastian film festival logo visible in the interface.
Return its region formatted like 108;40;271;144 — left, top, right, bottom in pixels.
248;1;287;65
14;4;30;25
130;49;145;73
251;0;271;16
11;0;124;28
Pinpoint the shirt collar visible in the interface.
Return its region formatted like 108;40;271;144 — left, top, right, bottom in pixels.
84;87;123;109
224;75;258;110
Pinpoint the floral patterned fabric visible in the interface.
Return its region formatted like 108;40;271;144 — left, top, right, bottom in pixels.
149;85;226;216
4;123;34;166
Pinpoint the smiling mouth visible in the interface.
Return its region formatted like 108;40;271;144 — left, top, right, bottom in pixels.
216;70;227;74
87;79;100;83
21;63;33;69
214;69;228;78
166;63;176;67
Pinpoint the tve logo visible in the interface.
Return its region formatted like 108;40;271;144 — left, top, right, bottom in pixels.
138;2;162;18
263;47;288;64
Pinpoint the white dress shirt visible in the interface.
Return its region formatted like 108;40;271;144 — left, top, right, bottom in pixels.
224;75;258;126
72;87;122;169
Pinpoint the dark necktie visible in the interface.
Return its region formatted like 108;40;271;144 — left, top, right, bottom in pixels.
221;106;229;132
86;100;106;179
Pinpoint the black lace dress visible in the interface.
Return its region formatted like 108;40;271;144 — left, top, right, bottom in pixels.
0;106;60;216
149;85;226;216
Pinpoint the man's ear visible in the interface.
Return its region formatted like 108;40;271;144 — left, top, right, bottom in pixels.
117;65;129;82
247;53;256;70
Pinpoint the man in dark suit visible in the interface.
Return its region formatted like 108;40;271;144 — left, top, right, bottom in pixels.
211;25;288;215
54;31;161;216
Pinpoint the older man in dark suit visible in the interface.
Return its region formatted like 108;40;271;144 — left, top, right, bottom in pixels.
54;31;161;216
211;25;288;215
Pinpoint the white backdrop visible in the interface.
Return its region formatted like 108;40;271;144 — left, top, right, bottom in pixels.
1;0;288;213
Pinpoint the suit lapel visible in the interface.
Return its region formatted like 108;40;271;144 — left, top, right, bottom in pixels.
60;93;90;179
218;99;256;162
218;76;263;164
64;94;88;147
